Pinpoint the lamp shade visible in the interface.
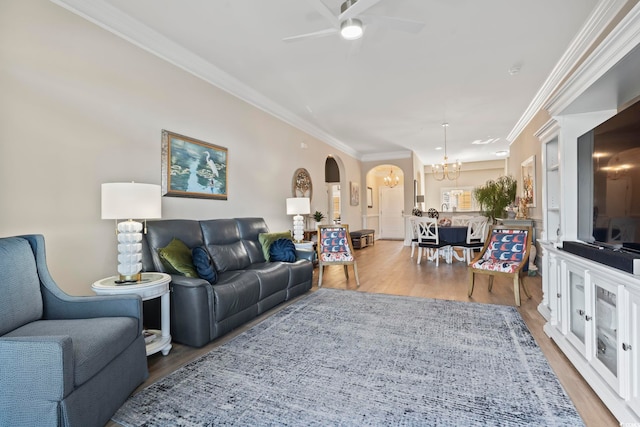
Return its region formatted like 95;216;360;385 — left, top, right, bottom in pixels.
286;197;310;215
101;182;162;220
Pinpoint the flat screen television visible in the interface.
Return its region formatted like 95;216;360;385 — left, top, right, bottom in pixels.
577;99;640;251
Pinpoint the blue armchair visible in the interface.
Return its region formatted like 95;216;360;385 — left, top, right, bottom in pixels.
0;235;148;427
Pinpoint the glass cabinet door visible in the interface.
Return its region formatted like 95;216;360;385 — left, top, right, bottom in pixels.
569;270;586;346
594;284;618;376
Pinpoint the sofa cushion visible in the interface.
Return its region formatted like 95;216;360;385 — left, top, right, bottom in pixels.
192;247;218;284
5;317;139;387
157;238;198;277
269;238;297;263
258;232;292;262
0;237;43;335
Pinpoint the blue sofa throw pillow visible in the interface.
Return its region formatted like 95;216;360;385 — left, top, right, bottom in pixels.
192;246;217;284
269;238;297;263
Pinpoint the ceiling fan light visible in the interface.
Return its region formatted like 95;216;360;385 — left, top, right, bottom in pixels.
340;18;363;40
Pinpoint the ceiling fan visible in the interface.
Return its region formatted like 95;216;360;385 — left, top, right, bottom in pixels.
283;0;425;43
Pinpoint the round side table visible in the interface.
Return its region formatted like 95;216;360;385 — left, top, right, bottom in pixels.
92;272;172;356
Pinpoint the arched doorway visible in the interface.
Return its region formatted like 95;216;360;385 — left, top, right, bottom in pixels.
325;156;342;224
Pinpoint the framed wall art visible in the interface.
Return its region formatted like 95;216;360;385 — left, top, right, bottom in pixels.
350;182;360;206
521;155;536;207
161;130;228;199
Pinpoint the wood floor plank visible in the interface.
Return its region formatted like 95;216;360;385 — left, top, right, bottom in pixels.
108;240;618;427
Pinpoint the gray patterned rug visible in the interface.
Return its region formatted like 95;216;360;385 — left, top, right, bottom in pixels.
113;289;584;426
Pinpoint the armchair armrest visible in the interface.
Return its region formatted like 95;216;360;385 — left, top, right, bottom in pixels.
0;336;74;401
43;293;144;333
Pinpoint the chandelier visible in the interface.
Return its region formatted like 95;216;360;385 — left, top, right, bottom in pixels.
431;123;462;181
384;167;400;188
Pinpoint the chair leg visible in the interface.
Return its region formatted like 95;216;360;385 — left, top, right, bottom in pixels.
411;243;416;258
513;275;521;306
487;275;494;292
417;247;422;265
468;271;475;297
353;262;360;287
318;265;324;288
521;273;532;299
343;265;349;279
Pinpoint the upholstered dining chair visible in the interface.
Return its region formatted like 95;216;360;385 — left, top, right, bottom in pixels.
415;217;450;266
454;216;488;264
468;225;532;306
317;224;360;287
451;215;473;226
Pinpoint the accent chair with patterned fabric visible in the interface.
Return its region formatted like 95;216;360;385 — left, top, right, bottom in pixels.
468;225;532;306
0;234;148;427
317;224;360;287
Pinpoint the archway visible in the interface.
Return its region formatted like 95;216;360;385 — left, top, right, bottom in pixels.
366;164;405;239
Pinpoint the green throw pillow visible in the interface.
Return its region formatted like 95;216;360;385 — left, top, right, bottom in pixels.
258;231;292;261
157;238;198;278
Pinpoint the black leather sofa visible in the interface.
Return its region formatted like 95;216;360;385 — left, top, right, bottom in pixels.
141;218;313;347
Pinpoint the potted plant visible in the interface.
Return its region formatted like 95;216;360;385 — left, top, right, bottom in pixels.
473;175;517;224
312;210;325;228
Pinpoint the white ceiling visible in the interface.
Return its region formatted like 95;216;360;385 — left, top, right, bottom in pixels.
54;0;601;165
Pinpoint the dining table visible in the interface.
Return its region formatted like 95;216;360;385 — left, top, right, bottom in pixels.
438;225;468;263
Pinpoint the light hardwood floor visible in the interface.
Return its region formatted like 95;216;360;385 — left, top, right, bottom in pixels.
114;240;618;427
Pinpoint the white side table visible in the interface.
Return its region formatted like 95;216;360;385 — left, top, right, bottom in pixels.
92;272;172;356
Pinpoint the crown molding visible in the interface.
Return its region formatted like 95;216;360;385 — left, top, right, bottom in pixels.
506;0;628;142
544;1;640;116
49;0;359;158
360;151;412;162
533;118;560;143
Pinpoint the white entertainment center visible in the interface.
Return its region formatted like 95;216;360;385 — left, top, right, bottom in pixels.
536;4;640;423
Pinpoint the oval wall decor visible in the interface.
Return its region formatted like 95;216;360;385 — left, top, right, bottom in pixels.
292;168;312;200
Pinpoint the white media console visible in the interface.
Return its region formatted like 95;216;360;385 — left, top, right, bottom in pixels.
540;241;640;423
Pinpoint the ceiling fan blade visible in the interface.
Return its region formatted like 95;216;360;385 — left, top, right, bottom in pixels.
306;0;339;27
338;0;383;21
362;14;425;34
282;27;338;43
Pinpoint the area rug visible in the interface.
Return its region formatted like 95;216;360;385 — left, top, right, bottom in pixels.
113;289;584;426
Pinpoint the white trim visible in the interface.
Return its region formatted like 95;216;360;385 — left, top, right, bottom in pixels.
534;118;560;143
49;0;359;158
360;151;412;162
545;1;640;115
507;0;628;142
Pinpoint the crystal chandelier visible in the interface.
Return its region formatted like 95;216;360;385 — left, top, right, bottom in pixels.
431;123;462;181
384;167;400;188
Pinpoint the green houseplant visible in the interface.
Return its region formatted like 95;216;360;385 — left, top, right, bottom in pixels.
473;175;517;224
312;210;325;223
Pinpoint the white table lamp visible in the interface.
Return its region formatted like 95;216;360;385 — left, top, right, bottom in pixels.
102;182;162;282
286;197;310;243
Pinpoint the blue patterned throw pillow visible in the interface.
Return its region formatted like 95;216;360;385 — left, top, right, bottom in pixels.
269;238;297;263
192;246;217;284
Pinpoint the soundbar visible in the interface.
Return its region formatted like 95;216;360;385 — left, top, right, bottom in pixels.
563;241;640;275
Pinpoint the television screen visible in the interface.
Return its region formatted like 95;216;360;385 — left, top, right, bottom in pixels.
577;99;640;248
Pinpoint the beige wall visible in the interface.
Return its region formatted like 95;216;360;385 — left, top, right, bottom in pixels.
0;1;362;295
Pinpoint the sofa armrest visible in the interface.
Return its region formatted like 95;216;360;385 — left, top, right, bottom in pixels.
167;275;215;347
0;336;74;401
295;249;315;263
43;294;144;332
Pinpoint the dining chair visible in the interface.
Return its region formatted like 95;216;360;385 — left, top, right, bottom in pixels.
409;217;420;258
317;224;360;287
455;216;488;264
451;215;473;226
468;225;532;306
415;217;450;266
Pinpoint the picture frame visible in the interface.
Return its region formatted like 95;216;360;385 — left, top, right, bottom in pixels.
367;187;373;208
350;182;360;206
161;130;228;199
292;168;312;199
521;155;536;207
